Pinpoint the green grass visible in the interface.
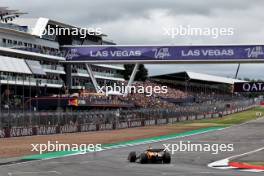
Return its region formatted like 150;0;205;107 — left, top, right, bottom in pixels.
247;162;264;166
179;106;264;127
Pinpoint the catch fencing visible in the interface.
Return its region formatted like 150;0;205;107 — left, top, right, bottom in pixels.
0;99;257;138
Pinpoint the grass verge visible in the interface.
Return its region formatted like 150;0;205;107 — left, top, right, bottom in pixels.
247;162;264;166
179;106;264;127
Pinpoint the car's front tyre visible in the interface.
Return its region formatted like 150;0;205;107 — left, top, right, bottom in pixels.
128;151;137;162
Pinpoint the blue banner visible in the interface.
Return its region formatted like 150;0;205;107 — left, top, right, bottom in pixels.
63;45;264;62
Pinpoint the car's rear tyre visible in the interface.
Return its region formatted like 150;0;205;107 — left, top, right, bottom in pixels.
140;153;148;164
128;152;137;162
163;152;171;164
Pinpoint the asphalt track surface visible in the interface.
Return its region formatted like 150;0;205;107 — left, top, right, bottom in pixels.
1;118;264;176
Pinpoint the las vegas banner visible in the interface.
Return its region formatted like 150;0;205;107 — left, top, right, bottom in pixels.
62;45;264;63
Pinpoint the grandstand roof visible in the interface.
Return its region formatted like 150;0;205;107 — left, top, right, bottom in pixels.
0;7;27;23
151;71;245;85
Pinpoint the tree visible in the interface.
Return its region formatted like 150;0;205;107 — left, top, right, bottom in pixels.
123;64;148;81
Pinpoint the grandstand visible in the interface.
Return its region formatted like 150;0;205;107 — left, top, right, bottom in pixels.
151;71;245;95
0;7;125;113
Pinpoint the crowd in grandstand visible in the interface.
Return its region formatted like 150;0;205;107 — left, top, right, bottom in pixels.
1;80;242;112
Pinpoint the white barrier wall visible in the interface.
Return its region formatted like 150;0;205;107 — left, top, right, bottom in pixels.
37;126;57;135
168;117;178;123
179;116;187;121
81;124;97;132
100;124;113;130
60;125;78;133
117;122;128;129
0;129;5;138
129;121;142;127
197;115;204;120
144;120;155;126
157;119;167;124
212;114;219;118
10;127;32;137
189;116;196;120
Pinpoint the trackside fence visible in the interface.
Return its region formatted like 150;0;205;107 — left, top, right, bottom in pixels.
0;99;257;138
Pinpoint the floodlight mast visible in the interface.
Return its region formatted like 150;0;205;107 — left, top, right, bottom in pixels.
235;63;240;79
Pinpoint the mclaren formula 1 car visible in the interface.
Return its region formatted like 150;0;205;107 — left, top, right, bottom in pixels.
128;148;171;164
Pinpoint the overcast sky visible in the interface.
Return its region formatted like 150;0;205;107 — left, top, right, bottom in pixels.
2;0;264;79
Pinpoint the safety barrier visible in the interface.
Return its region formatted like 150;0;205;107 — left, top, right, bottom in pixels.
157;119;167;125
179;116;187;121
212;114;219;118
60;125;79;133
197;115;205;120
144;119;156;126
129;121;142;127
37;126;57;135
168;117;178;123
0;129;5;138
80;124;97;132
0;105;257;138
189;115;196;120
9;127;33;137
116;122;129;129
99;124;113;131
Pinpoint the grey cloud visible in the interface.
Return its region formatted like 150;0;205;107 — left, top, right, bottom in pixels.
1;0;264;79
2;0;263;25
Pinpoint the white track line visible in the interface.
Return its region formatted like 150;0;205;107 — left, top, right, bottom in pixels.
8;171;62;176
208;117;264;173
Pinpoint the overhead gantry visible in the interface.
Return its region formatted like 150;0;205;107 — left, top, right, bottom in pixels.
61;45;264;93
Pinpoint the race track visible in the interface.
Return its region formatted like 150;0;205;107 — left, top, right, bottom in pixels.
1;118;264;176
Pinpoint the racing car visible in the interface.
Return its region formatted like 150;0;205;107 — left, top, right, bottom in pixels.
128;148;171;164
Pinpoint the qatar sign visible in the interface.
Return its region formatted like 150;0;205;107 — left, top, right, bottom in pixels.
234;82;264;92
63;45;264;64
